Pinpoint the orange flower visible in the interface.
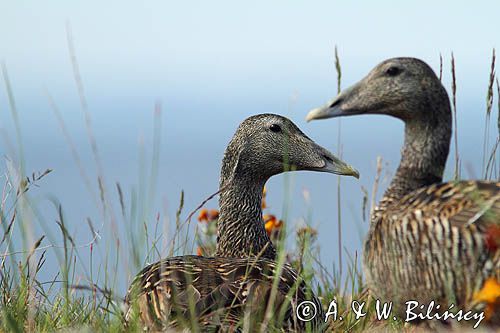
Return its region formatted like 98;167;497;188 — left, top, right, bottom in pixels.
264;214;283;236
263;214;275;223
196;247;203;256
265;221;274;235
262;186;267;209
208;209;219;221
473;277;500;320
198;208;219;223
198;208;209;222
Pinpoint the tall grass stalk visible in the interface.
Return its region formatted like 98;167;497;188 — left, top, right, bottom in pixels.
66;22;119;233
439;53;443;82
450;53;460;180
497;78;500;177
334;45;343;276
46;90;99;208
483;49;496;179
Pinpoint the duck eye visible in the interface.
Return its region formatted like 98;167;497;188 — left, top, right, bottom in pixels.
386;66;401;76
269;124;281;133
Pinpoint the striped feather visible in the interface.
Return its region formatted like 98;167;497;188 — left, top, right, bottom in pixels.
365;181;500;318
125;256;325;332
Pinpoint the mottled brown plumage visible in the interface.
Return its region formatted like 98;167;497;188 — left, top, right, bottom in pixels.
125;114;359;331
126;256;323;332
307;57;500;325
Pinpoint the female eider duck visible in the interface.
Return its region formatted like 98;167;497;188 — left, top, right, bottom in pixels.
125;114;359;331
307;57;500;326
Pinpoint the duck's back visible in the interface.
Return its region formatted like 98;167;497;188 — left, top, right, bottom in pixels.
125;255;325;331
364;180;500;315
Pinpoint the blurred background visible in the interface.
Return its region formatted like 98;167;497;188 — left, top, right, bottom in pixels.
1;0;499;293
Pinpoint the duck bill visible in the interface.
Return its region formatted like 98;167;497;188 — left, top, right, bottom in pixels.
324;154;360;179
306;103;346;121
311;145;359;179
306;84;363;121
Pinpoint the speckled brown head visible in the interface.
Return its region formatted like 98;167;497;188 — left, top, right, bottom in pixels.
307;57;452;207
306;57;450;125
221;113;359;184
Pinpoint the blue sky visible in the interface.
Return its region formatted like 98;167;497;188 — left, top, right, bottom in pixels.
1;1;499;290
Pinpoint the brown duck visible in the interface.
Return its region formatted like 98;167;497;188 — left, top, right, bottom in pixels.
125;113;359;331
307;57;500;326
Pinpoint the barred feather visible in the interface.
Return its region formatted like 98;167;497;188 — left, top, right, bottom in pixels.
365;181;500;316
125;256;325;332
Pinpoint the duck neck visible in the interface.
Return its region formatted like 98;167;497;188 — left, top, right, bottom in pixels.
215;172;276;259
378;111;451;212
